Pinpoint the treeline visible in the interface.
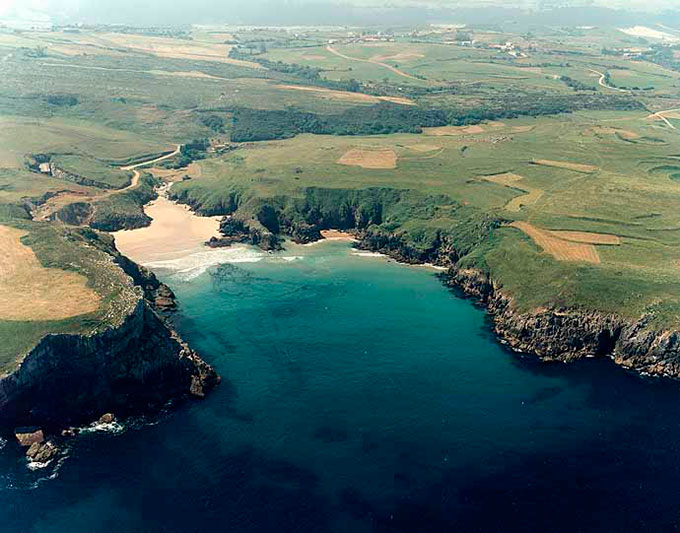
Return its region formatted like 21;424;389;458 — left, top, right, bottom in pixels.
560;76;597;91
444;92;642;125
159;139;211;169
231;103;447;141
232;92;642;141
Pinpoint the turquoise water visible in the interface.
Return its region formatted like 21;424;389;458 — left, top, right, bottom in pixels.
3;241;680;531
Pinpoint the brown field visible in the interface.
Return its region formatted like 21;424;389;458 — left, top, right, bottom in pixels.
0;225;100;320
371;52;424;62
513;126;535;133
378;96;417;106
483;173;543;212
148;69;226;80
274;84;415;106
407;144;441;152
549;231;621;245
483;172;523;187
203;32;236;42
338;148;397;169
423;125;485;136
53;32;263;68
532;159;598;173
591;126;640;139
510;222;600;263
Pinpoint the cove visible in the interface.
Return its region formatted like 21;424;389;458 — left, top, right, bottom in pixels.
3;241;680;531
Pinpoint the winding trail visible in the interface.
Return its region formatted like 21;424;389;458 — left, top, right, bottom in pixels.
326;45;420;81
586;68;628;93
33;144;182;221
646;108;680;130
120;144;182;191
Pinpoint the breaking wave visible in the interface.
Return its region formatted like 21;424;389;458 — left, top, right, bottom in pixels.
145;247;266;280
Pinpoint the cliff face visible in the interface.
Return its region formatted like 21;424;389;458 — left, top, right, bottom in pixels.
0;299;218;430
0;236;219;431
356;229;680;380
174;181;680;381
446;265;680;380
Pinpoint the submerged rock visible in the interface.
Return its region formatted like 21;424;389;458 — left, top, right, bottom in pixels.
61;427;78;438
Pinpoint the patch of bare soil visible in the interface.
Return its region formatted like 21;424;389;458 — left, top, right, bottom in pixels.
423;125;485;136
337;148;397;169
532;159;598;173
510;221;601;263
0;225;100;320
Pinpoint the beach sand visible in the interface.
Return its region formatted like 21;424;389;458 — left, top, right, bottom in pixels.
113;194;222;265
320;229;357;241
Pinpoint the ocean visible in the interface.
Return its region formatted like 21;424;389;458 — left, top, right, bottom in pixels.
3;240;680;531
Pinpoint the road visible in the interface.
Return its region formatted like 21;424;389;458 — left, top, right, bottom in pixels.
33;144;182;222
646;108;680;130
586;69;628;93
120;144;182;191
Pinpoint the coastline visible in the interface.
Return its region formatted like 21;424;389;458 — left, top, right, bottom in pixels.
145;181;680;382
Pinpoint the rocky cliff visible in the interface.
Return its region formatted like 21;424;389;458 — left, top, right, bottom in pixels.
418;247;680;380
338;225;680;380
0;238;219;431
174;181;680;381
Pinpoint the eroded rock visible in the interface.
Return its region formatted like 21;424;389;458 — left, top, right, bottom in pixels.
15;428;44;447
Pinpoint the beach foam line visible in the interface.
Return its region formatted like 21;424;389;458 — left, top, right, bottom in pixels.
351;251;385;258
146;246;266;280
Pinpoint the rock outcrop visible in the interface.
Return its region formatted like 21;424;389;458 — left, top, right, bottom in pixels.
0;235;219;431
0;297;219;430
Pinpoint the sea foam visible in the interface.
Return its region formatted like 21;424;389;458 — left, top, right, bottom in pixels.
145;246;266;280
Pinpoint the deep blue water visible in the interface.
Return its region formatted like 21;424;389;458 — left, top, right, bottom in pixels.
3;241;680;531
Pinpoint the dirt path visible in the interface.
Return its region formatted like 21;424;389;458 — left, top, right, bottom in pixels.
646;107;680;130
33;144;182;221
326;46;420;81
586;69;628;93
119;144;182;191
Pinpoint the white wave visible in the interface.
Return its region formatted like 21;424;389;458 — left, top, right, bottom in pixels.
146;246;266;280
280;256;303;262
79;421;125;435
26;459;52;471
351;251;385;258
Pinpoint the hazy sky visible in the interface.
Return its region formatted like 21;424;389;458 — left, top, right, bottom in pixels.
1;0;677;25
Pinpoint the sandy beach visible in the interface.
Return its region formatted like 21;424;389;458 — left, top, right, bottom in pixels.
112;193;222;265
320;229;357;241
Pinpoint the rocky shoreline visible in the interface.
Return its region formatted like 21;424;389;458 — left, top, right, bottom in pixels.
355;230;680;380
203;210;680;381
